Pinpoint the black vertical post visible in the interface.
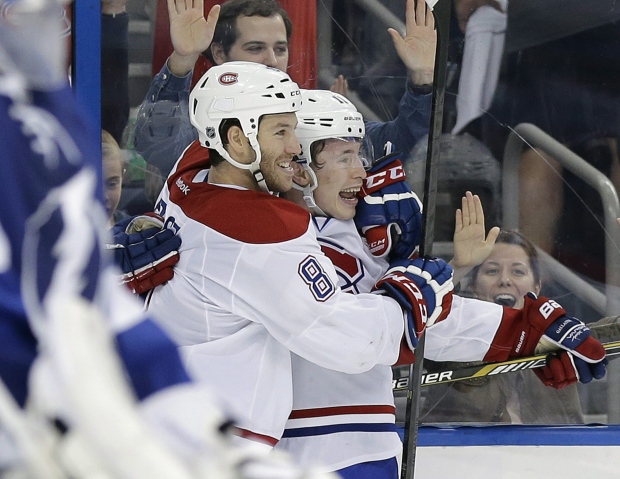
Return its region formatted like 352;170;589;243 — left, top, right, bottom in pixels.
400;1;451;478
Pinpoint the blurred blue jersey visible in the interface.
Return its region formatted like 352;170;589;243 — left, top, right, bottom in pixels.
0;74;190;406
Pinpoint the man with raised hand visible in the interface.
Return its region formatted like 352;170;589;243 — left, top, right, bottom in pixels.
132;0;436;179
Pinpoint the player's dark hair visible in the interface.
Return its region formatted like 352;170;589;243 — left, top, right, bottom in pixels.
202;0;293;62
208;118;242;166
308;138;364;170
471;229;542;287
210;116;268;167
309;140;327;169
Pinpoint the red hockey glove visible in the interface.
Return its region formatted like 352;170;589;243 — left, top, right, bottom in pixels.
534;350;608;389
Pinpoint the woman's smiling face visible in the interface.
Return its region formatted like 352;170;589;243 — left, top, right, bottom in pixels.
472;243;540;309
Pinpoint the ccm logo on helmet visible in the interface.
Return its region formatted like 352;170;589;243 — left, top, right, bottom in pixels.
218;73;239;85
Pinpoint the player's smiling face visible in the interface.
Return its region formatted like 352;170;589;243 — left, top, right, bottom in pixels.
472;243;540;309
256;113;300;193
311;139;366;221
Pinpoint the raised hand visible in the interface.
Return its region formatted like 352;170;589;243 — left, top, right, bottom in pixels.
451;191;500;282
167;0;220;77
387;0;437;86
329;74;349;97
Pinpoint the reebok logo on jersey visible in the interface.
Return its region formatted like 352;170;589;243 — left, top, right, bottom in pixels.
218;73;239;85
176;178;190;195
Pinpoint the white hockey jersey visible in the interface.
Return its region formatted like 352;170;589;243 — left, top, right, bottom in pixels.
148;142;406;444
277;217;522;471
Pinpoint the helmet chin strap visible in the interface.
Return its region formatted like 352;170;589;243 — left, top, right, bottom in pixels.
291;161;326;216
247;135;271;194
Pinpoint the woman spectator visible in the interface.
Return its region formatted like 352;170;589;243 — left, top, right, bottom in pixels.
421;204;584;424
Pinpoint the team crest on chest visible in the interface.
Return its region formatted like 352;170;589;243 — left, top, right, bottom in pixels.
318;238;365;294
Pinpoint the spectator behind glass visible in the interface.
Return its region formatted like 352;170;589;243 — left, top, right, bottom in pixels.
422;229;585;424
453;0;620;283
102;130;128;228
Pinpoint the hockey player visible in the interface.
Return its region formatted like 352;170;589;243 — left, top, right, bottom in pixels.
0;2;337;478
273;89;608;478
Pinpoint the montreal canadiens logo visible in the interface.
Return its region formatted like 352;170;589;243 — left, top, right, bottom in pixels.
218;73;239;85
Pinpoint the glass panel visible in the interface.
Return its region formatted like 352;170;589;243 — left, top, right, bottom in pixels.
408;0;620;427
99;0;620;429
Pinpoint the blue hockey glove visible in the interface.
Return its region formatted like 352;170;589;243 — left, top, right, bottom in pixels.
355;152;423;260
374;256;454;349
108;214;180;295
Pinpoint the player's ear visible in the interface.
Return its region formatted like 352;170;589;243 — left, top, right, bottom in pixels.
211;43;226;65
226;126;251;161
292;161;311;187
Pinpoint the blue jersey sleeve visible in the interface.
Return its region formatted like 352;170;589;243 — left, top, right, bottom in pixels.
364;82;432;158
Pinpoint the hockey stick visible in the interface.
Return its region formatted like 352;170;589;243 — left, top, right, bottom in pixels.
393;340;620;391
401;1;451;479
393;318;620;391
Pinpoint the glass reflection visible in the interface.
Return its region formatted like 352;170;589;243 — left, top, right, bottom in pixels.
101;0;620;426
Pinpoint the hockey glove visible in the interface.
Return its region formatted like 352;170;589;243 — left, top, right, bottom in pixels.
534;350;608;389
108;214;180;295
502;293;607;388
355;152;423;260
374;257;454;349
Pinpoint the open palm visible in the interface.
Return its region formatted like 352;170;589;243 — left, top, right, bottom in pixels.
452;192;500;269
388;0;437;82
168;0;220;57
